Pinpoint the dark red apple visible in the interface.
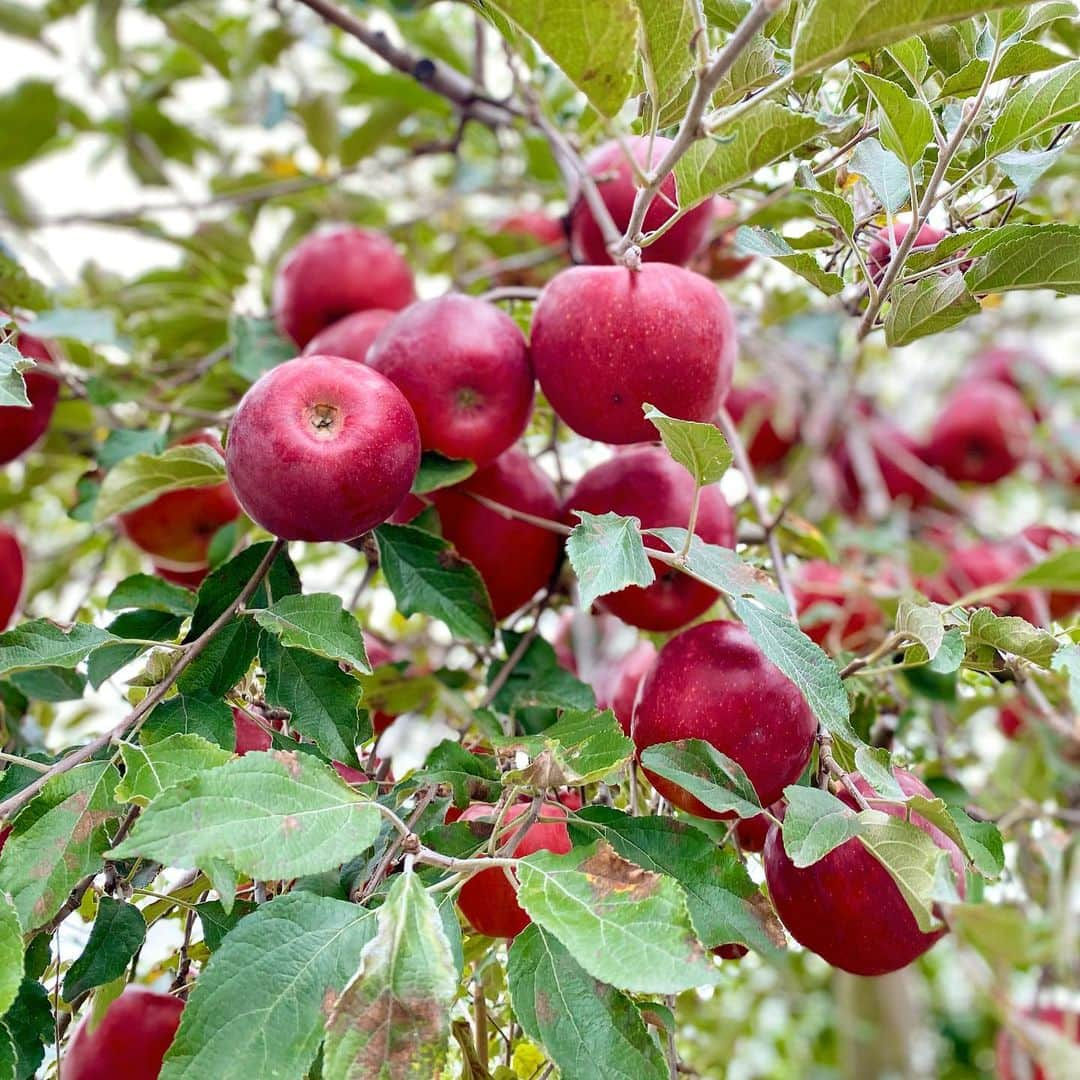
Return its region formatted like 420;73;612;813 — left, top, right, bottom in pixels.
232;706;272;755
569;137;713;266
333;761;369;784
763;767;965;976
726;380;800;470
794;560;883;653
62;987;184;1080
565;445;735;631
1016;525;1079;620
456;800;571;938
153;563;208;590
273;226;415;347
713;943;750;959
0;329;60;465
367;295;534;466
119;433;241;569
867;221;945;284
632;620;816;818
300;309;396;363
928;541;1041;624
597;640;658;735
419;448;562;620
995;1006;1079;1080
225;355;420;542
833;419;935;512
926;381;1033;485
734;812;773;854
0;527;23;630
531;263;736;444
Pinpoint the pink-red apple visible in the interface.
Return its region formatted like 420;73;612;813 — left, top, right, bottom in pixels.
833;419;935;512
531;263;736;444
273;226;415;347
0;527;23;631
301;309;396;363
153;563;209;590
927;540;1041;624
565;445;735;631
966;346;1047;420
726;380;800;471
232;706;273;755
1016;525;1079;620
0;329;60;465
225;355;420;542
497;211;564;247
632;620;816;817
367;295;534;466
867;221;945;284
596;640;658;735
794;560;883;653
694;196;754;280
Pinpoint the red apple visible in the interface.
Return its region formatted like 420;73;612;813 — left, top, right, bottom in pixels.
565;445;735;631
713;943;750;959
300;309;396;363
996;1006;1079;1080
763;768;965;976
456;800;571;938
794;560;883;653
225;355;420;542
998;702;1027;739
497;211;565;247
419;448;562;620
867;221;945;284
726;380;800;470
632;620;816;818
926;381;1033;485
928;540;1041;624
232;706;273;755
597;640;658;735
0;329;60;465
569;137;713;266
119;433;241;569
734;812;773;854
363;632;400;736
62;987;184;1080
694;196;754;280
531;263;736;444
333;761;369;784
1016;525;1079;620
367;295;534;466
153;563;208;590
966;346;1047;420
833;419;935;512
0;527;24;631
273;226;415;347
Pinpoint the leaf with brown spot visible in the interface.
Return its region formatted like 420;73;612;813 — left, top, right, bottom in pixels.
0;761;121;931
324;871;456;1080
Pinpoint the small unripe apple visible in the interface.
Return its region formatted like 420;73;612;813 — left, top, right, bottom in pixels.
62;987;184;1080
273;226;415;347
456;800;571;938
120;433;240;569
596;640;658;735
367;295;534;466
632;620;816;817
793;560;883;653
225;355;421;542
928;541;1041;624
995;1005;1079;1080
402;448;561;620
569;137;713;266
0;527;24;631
531;263;736;444
867;221;945;285
763;768;965;976
565;445;735;631
926;381;1033;484
301;309;396;363
0;329;60;465
833;418;935;512
725;380;800;470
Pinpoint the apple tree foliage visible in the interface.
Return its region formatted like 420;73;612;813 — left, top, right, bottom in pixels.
0;1;1079;1077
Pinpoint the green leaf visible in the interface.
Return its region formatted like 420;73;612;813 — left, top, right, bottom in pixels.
857;71;934;166
965;223;1080;295
945;805;1005;877
635;0;696;113
1017;548;1080;592
643;402;733;485
484;1;638;118
674;103;821;208
260;635;369;768
516;841;723;994
97;428;168;470
641;739;762;818
0;620;113;678
986;59;1080;156
1052;644;1080;713
710;32;777;110
324;872;457;1080
162;11;232;76
566;511;655;611
87;609;185;689
508;924;668;1080
996;144;1068;198
796;186;855;240
0;762;121;931
160;893;376;1080
0;81;60;170
0;343;30;408
896;597;946;658
885;273;981;345
733;226;845;294
252;593;370;671
854;746;907;799
61;897;146;1001
494;707;634;787
781;785;864;867
570;806;782;953
374;523;496;645
938;40;1071;96
488;632;596;716
0;250;48;313
142;692;236;749
229;314;294;382
110;751;382;879
3;979;51;1080
411;451;476;495
0;894;22;1018
115;734;232;806
28;307;117;345
194;899;258;953
849;137;911;212
793;0;1030;76
106;573;197;616
417;740;502;807
966;608;1059;666
94;443;227;523
888;35;930;82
